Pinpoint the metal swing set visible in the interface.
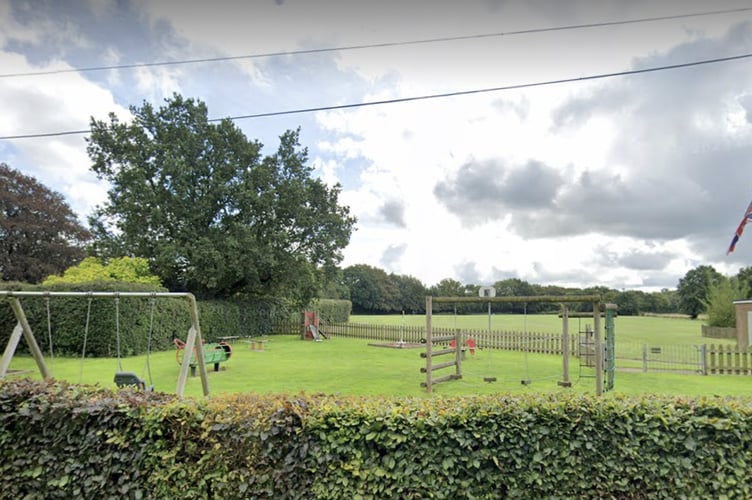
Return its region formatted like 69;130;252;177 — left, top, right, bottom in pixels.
0;291;211;397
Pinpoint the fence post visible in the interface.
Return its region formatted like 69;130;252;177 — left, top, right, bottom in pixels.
425;296;433;392
699;344;707;375
642;343;648;372
593;301;603;396
559;305;571;387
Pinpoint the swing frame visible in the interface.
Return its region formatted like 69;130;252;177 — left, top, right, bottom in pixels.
425;294;608;395
0;291;210;397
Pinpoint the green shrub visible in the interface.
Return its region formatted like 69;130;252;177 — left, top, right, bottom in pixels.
704;278;746;328
0;281;170;357
0;284;297;356
313;298;352;323
42;256;162;286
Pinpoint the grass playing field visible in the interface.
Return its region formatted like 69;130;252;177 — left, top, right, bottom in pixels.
351;313;736;345
4;313;749;399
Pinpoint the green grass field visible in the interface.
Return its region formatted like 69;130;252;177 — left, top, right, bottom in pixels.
352;313;736;345
4;313;750;399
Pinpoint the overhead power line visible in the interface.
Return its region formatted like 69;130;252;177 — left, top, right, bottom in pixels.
2;51;750;141
0;6;750;79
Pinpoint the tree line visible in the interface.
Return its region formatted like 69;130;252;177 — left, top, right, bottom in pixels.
322;263;677;316
0;94;746;321
323;264;749;320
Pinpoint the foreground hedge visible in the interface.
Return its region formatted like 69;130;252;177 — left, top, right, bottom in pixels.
0;379;750;498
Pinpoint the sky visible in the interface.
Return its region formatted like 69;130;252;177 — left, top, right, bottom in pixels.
2;0;752;292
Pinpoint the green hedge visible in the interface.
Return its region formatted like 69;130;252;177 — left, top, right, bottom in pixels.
1;379;750;498
0;283;297;357
312;298;352;323
198;296;297;339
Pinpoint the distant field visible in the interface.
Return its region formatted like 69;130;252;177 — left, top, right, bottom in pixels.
350;313;737;346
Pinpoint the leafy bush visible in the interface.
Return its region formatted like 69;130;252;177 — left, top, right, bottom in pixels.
313;298;352;323
704;277;746;328
1;379;750;499
42;256;162;286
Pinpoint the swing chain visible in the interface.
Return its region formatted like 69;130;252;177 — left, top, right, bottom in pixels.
45;293;54;374
114;293;122;372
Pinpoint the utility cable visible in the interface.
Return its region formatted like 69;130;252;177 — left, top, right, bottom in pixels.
1;50;750;141
0;6;749;79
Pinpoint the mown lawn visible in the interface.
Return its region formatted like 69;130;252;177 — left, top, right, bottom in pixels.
5;314;750;399
351;313;736;346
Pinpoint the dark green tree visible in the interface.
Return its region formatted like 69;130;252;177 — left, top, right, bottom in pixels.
610;289;648;316
390;274;427;314
493;278;537;313
87;95;355;304
651;288;679;314
343;264;400;313
735;266;752;299
318;267;351;300
430;278;465;297
429;278;468;313
0;163;90;283
677;265;723;319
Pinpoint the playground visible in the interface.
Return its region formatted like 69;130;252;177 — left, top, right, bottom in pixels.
1;291;748;399
3;333;749;399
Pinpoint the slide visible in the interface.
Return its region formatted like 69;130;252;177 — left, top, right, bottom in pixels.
308;324;328;341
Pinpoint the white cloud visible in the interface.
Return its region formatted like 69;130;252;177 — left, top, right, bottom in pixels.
4;0;752;291
0;51;128;219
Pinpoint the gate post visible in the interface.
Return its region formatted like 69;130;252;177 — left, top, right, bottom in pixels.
593;301;603;396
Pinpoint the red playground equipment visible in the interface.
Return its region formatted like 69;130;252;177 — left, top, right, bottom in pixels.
449;337;477;355
302;311;328;341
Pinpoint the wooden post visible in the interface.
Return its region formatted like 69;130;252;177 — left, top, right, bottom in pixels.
300;311;306;339
455;328;463;378
742;346;748;375
425;296;433;392
593;301;603;396
8;298;50;379
176;294;210;397
0;323;24;377
559;305;571;387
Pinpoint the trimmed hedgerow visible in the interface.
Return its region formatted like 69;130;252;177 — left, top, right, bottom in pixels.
0;283;296;357
0;379;750;498
312;298;352;323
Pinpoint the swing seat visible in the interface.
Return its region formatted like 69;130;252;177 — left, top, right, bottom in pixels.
466;338;476;355
114;371;151;391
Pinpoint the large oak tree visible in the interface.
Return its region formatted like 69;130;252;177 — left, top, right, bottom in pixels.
87;95;355;304
677;265;723;319
0;163;91;283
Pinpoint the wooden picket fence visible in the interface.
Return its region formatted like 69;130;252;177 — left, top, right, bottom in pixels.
704;344;752;375
289;321;576;355
274;320;752;376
